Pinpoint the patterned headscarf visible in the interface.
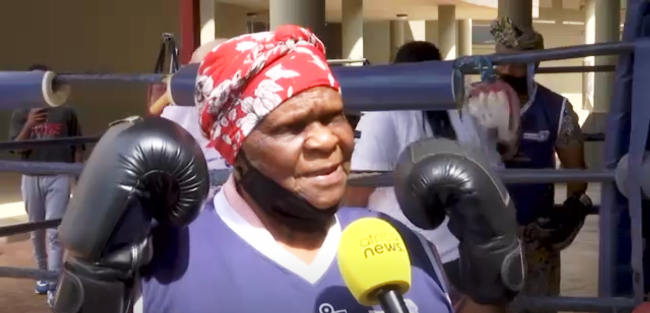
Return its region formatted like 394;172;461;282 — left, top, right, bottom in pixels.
489;17;544;51
195;25;339;165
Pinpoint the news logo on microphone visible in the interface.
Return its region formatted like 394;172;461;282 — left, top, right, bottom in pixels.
359;230;405;259
338;218;412;306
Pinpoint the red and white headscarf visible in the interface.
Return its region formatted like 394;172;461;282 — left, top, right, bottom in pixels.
194;25;339;165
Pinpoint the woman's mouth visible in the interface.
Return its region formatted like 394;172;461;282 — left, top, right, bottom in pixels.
307;165;345;185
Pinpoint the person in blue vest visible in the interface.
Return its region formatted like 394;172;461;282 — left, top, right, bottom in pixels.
489;17;593;313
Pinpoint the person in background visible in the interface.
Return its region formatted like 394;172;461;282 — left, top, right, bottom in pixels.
151;38;231;193
8;64;85;307
346;41;505;313
489;17;591;313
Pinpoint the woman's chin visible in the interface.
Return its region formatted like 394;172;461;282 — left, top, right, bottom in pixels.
298;180;347;209
304;191;345;210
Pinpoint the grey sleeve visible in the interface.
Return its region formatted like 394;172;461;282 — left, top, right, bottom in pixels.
555;100;584;148
9;109;28;141
67;109;85;152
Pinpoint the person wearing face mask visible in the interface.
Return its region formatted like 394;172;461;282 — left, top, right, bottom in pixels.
489;17;591;313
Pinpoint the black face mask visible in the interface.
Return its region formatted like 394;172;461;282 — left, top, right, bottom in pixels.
499;74;528;95
236;158;339;233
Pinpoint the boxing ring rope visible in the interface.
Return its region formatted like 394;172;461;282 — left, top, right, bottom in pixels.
0;38;644;312
56;65;616;85
0;130;605;153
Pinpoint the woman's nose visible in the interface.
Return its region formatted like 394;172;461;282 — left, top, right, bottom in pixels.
304;123;338;154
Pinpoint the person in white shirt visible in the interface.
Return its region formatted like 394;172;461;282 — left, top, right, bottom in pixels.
346;41;505;313
155;39;232;192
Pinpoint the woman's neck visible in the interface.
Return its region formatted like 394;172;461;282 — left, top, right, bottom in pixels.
238;187;332;263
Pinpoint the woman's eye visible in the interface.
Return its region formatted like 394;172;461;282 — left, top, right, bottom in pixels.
324;113;346;125
282;121;307;134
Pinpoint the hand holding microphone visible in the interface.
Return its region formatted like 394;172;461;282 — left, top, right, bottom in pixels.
338;218;412;313
394;138;524;304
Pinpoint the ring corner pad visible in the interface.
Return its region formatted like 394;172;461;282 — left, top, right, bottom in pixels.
43;71;70;107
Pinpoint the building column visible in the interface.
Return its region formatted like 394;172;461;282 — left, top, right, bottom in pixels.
199;0;215;45
390;15;407;61
583;0;596;111
498;0;533;29
457;19;472;57
581;0;620;174
342;0;363;63
584;0;620;113
269;0;327;40
438;5;457;60
179;0;199;63
591;0;620;113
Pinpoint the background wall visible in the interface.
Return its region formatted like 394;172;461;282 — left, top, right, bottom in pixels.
0;0;178;203
0;1;596;204
0;0;179;148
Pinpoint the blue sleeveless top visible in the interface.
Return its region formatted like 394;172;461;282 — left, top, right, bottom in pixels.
504;84;565;225
140;191;453;313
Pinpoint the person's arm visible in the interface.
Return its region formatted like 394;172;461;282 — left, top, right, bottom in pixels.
420;240;506;313
9;109;34;154
68;109;85;163
554;100;588;196
345;112;401;207
455;298;506;313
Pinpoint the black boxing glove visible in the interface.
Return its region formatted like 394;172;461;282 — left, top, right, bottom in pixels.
53;116;210;313
535;193;591;251
394;138;523;305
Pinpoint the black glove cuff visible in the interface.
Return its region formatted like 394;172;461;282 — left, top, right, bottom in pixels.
458;236;523;305
53;258;132;313
565;193;592;208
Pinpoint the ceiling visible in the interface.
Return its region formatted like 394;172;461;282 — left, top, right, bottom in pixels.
218;0;501;21
218;0;627;22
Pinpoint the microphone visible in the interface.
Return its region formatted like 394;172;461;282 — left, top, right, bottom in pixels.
337;217;412;313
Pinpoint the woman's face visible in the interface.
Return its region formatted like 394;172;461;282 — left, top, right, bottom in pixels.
240;87;354;209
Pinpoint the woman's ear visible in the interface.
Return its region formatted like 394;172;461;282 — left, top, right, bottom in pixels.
232;153;248;181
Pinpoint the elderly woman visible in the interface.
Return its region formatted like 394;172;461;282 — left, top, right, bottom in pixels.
133;26;453;313
489;18;591;313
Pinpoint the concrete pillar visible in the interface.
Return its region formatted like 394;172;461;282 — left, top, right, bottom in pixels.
269;0;327;41
583;0;596;111
498;0;533;30
199;0;215;44
342;0;363;62
214;3;248;38
457;19;472;57
390;15;407;61
584;0;620;113
582;0;620;170
438;5;457;60
594;0;620;113
424;21;439;45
